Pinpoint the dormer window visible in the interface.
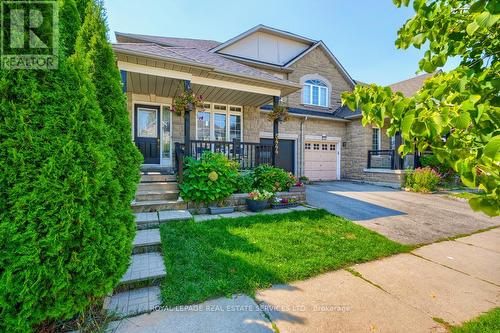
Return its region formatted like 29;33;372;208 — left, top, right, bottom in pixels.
303;79;328;107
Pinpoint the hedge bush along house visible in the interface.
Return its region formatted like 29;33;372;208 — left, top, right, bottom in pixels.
0;0;141;331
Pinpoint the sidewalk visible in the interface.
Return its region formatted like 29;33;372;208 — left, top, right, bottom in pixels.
107;228;500;333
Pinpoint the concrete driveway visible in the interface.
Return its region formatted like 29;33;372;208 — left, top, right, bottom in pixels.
307;181;500;244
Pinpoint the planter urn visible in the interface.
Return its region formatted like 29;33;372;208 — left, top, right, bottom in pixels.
208;206;235;215
246;199;268;212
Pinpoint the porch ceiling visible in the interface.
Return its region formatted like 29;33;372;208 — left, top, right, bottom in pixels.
126;72;276;106
116;51;300;107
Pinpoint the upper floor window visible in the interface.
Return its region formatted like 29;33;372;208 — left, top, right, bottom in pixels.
303;79;328;107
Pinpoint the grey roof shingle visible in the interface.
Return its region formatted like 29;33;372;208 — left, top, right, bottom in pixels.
113;43;298;86
344;73;437;118
332;105;361;118
389;72;434;97
115;32;221;51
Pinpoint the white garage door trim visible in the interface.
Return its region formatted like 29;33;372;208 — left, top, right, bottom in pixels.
304;139;341;180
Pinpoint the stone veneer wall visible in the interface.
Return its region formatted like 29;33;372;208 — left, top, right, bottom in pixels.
243;106;261;142
285;47;353;111
357;170;404;187
343;118;402;185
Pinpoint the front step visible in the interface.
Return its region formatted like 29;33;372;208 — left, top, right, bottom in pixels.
119;252;166;287
138;181;179;192
104;286;161;317
133;229;161;254
135;190;180;201
134;210;192;229
141;173;176;183
140;165;174;174
130;198;187;213
131;199;187;213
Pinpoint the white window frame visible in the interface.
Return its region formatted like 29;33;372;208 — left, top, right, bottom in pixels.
195;103;243;142
303;80;329;108
372;127;381;151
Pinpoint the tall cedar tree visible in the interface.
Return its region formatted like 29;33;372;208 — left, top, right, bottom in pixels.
76;0;142;215
0;0;139;331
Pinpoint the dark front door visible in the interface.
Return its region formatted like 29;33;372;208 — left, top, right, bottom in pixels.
135;104;160;164
261;138;295;173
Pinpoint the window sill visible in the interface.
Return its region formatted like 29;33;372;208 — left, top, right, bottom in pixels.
300;103;331;110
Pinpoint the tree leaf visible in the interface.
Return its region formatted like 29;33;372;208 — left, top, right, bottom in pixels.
466;21;479;35
483;135;500;160
402;112;415;135
475;11;499;28
452;111;472;129
412;33;425;46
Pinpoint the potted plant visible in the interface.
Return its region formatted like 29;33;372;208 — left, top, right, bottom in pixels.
246;190;273;212
271;197;299;209
172;84;204;117
208;198;235;215
290;175;305;192
299;176;310;185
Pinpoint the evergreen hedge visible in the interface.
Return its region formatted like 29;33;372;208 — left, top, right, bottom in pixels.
0;0;141;331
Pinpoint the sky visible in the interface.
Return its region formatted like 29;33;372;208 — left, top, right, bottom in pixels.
103;0;457;86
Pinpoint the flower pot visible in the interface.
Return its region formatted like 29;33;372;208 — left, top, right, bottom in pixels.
271;202;299;210
246;199;268;212
208;206;235;215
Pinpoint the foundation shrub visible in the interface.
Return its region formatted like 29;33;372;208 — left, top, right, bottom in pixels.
179;152;239;204
253;164;295;192
404;167;441;193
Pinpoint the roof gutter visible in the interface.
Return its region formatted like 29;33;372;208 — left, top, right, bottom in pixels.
344;114;363;120
259;108;350;123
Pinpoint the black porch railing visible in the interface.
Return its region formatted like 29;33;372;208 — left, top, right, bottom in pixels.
367;150;402;170
175;139;273;177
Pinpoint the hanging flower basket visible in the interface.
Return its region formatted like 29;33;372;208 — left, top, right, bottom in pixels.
172;84;204;117
267;99;289;122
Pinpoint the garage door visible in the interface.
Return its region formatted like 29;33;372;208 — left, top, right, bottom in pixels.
304;141;338;180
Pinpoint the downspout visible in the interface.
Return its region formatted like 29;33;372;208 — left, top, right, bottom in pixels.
300;116;307;177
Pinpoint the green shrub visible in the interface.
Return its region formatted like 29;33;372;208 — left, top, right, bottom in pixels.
404;167;441;193
235;171;254;193
179;152;239;204
0;1;140;331
253;164;295;192
420;154;456;183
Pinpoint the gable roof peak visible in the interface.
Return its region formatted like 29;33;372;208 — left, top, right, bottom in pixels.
210;24;317;54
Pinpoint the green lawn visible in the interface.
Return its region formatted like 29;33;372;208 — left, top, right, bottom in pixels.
160;209;409;306
451;308;500;333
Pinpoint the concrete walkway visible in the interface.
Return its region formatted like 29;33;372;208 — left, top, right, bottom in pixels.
107;228;500;333
306;181;500;244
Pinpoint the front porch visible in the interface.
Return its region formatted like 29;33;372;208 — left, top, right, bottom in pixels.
113;43;300;172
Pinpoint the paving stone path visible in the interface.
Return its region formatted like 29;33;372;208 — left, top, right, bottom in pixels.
107;228;500;332
105;171;313;318
104;172;192;317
